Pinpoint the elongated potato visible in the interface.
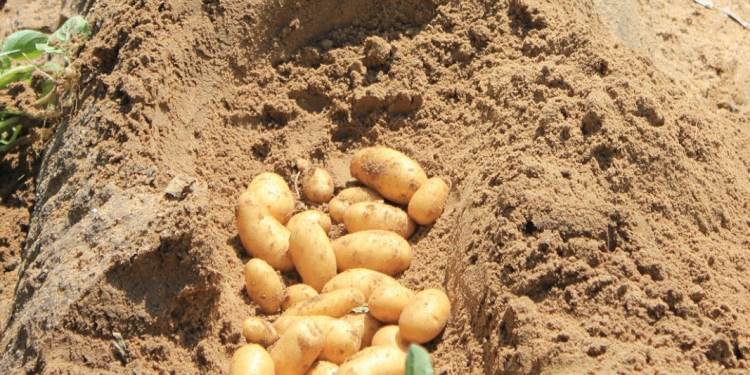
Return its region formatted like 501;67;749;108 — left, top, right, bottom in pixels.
282;288;366;318
368;284;414;324
399;289;451;343
341;313;383;349
303;168;335;204
407;177;449;225
322;269;400;300
270;320;326;375
245;172;295;224
350;146;427;205
343;202;415;239
283;284;319;311
242;317;279;347
288;220;337;291
320;319;361;364
371;325;409;352
337;346;407;375
229;344;275;375
273;316;336;336
237;199;294;271
329;187;383;223
332;231;411;276
305;361;338;375
244;258;285;314
287;210;332;234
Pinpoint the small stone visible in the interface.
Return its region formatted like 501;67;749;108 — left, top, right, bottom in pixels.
363;36;392;68
165;175;196;200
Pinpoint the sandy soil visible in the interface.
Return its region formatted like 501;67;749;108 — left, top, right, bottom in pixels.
1;0;750;374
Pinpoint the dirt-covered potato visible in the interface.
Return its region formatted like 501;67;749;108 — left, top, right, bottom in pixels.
336;346;407;375
332;230;411;276
350;146;427;205
270;320;326;375
319;319;361;364
343;202;415;239
241;317;279;347
321;269;400;300
287;210;332;234
371;325;409;352
273;316;336;336
398;288;451;344
341;312;383;349
328;186;383;223
407;177;450;225
229;344;275;375
368;284;414;324
282;288;366;318
244;172;295;224
304;361;338;375
244;258;285;314
237;194;294;271
288;219;337;291
282;284;319;311
302;167;335;204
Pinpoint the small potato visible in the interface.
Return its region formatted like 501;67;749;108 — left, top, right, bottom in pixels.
337;346;407;375
282;284;319;311
341;313;383;349
288;220;337;291
245;172;295;224
241;317;279;347
322;269;400;300
287;210;332;234
270;320;326;375
329;187;383;223
368;284;414;324
237;200;294;271
244;258;285;314
304;361;338;375
282;288;366;318
303;168;335;204
350;146;427;205
343;202;415;239
320;319;361;364
398;289;451;344
407;177;450;225
332;231;411;276
229;344;275;375
371;325;409;352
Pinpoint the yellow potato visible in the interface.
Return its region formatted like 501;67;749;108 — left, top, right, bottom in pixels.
398;289;451;344
244;258;285;314
304;361;338;375
288;220;337;292
350;146;427;205
337;346;407;375
407;177;450;225
245;172;295;224
282;288;366;318
287;210;332;234
237;199;294;271
320;319;361;364
241;317;279;347
282;284;319;311
371;325;409;352
270;320;326;375
329;187;383;223
321;269;400;300
343;202;416;239
229;344;275;375
332;231;411;276
341;313;383;349
368;284;414;324
303;168;335;204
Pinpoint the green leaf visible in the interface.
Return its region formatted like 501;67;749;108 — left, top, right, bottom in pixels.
35;43;63;54
406;344;434;375
50;16;90;44
2;30;48;60
43;62;62;72
0;65;34;88
0;56;10;73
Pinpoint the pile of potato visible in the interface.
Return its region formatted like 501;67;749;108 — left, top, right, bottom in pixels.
231;147;451;375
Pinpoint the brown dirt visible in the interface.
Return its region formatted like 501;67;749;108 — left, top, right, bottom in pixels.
1;0;750;374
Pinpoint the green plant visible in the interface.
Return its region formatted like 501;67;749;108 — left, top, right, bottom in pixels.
406;344;435;375
0;16;89;152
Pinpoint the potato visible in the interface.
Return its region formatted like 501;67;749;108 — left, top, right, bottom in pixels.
350;147;427;205
244;258;285;314
287;210;332;234
288;220;337;291
332;231;411;276
398;289;451;343
322;269;400;300
371;325;409;352
303;167;335;204
341;313;383;349
241;317;279;347
407;177;449;225
282;288;366;318
237;199;294;271
229;344;275;375
337;346;407;375
320;319;361;364
270;320;326;375
273;316;336;336
368;284;414;324
329;187;383;223
282;284;319;311
304;361;338;375
343;202;415;239
245;172;295;224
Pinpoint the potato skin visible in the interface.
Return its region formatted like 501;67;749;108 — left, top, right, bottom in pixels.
337;346;407;375
343;202;416;239
282;288;366;318
244;258;285;314
329;187;383;223
319;319;361;364
350;147;427;205
304;361;338;375
407;177;450;225
368;284;414;324
288;220;337;292
398;289;451;344
303;168;335;203
237;198;294;271
287;210;332;234
229;344;275;375
241;317;279;347
341;313;383;349
282;284;319;311
371;325;409;352
321;269;400;300
245;172;295;224
270;320;326;375
273;316;337;336
332;231;412;276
